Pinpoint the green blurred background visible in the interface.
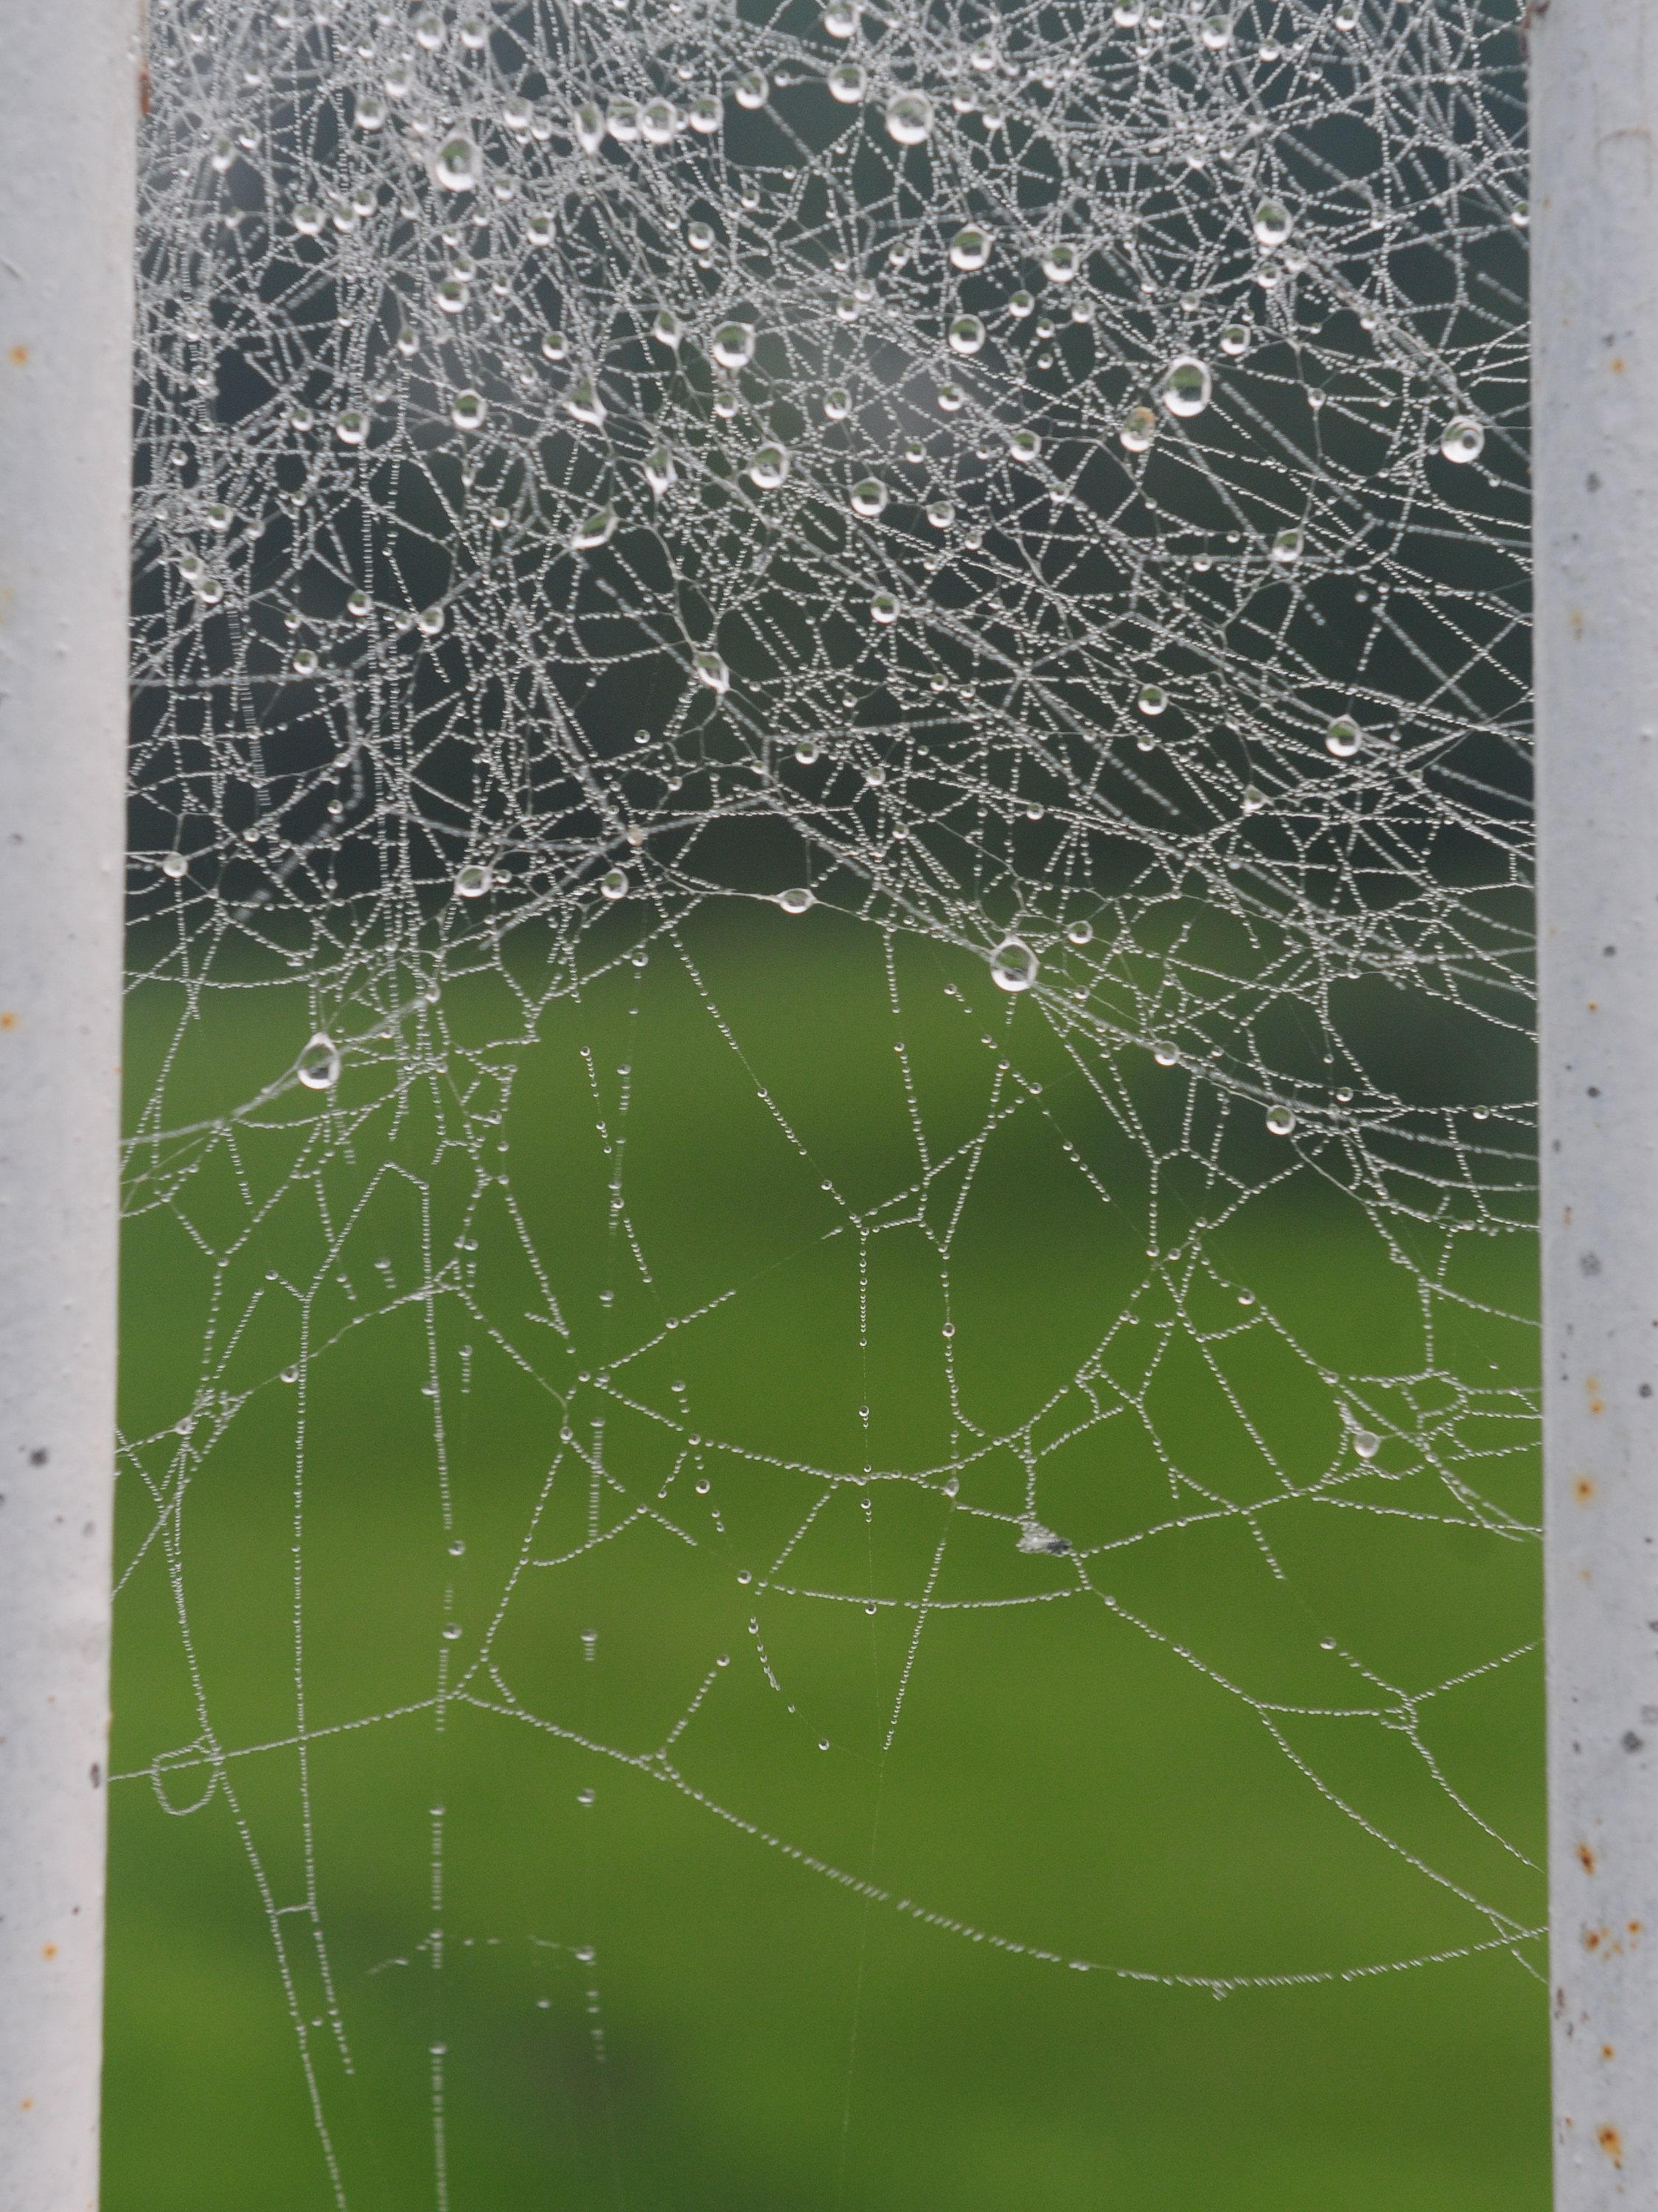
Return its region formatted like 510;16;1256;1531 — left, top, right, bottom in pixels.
103;897;1547;2211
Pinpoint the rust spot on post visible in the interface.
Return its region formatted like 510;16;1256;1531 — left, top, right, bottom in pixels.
1575;1476;1597;1503
1579;1842;1598;1874
7;343;26;366
1598;2125;1623;2167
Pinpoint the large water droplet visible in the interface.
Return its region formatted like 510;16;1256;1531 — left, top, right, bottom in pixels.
948;313;986;356
827;62;867;102
1160;355;1212;418
1440;416;1485;464
456;863;491;898
694;649;730;693
1326;716;1362;758
434;134;481;192
1253;201;1292;248
651;307;685;350
644;445;677;496
748;444;790;490
850;477;888;518
734;70;769;109
450;389;487;431
885;91;933;145
1270;526;1303;565
1042;241;1081;284
776;887;815;914
571;504;618;550
991;937;1038;992
1265;1103;1296;1136
296;1032;341;1090
711;321;756;370
599;867;628;900
949;225;992;271
1120;404;1157;453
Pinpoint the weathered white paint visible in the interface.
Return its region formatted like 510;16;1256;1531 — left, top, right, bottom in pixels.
1534;1;1658;2202
0;4;138;2207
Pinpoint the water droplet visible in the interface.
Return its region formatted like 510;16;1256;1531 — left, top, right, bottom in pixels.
296;1032;341;1090
688;94;722;134
640;99;678;145
292;647;319;676
1219;324;1250;358
850;477;888;518
748;444;790;490
416;605;445;637
450;389;486;431
871;591;899;625
1160;355;1212;418
734;70;769;109
1042;241;1081;284
693;649;730;693
651;307;684;350
565;378;606;427
1120;404;1157;453
599;867;628;900
711;321;756;370
577;1787;596;1805
456;863;491;899
823;386;851;421
826;62;867;102
281;1366;299;1384
1270;526;1304;565
1138;683;1168;716
949;225;992;271
434;134;481;192
161;850;188;879
355;92;387;132
1265;1104;1296;1136
1153;1042;1179;1066
1440;416;1485;464
644;445;677;496
885;91;933;145
541;330;568;364
571;504;618;550
1199;13;1231;47
948;313;986;357
1253;201;1292;248
607;100;641;143
776;887;814;914
1065;920;1092;946
293;204;324;237
1326;716;1362;758
573;102;605;155
1353;1430;1381;1459
926;501;955;529
991;937;1037;992
1009;428;1041;463
823;0;859;31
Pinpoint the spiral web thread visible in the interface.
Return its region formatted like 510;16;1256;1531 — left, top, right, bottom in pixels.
122;0;1533;2185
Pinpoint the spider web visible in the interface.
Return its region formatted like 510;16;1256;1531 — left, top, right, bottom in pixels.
116;0;1536;2197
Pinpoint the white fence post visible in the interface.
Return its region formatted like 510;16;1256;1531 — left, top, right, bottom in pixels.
1533;1;1658;2202
0;3;139;2208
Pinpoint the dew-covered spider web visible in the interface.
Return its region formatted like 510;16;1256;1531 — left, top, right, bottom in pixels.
113;0;1539;2202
